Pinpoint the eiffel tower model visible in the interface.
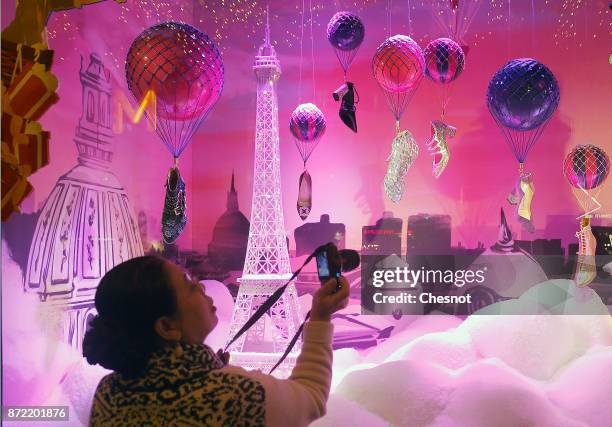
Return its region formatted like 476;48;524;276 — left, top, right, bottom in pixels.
226;9;302;378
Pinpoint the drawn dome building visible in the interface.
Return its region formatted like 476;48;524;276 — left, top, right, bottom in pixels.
24;54;143;350
208;172;249;271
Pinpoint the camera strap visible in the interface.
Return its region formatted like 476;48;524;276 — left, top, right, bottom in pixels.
269;275;339;374
224;252;317;354
269;310;310;374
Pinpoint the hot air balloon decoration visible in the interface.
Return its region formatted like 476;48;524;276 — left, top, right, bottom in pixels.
423;37;464;178
327;11;365;133
372;35;425;202
487;58;560;233
126;22;224;244
289;103;326;220
563;144;610;287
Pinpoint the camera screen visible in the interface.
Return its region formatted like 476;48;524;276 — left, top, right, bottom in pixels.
316;253;330;279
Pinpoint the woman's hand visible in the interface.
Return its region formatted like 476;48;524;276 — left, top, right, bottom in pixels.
310;276;350;322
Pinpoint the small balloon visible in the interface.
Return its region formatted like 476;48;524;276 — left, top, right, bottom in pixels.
563;144;610;191
289;103;326;163
487;58;559;131
424;38;465;84
327;11;365;52
289;103;326;143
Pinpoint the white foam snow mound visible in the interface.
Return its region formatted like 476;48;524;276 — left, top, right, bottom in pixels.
320;279;612;426
4;240;611;427
310;394;394;427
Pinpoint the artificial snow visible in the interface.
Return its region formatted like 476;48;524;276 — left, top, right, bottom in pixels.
3;239;611;426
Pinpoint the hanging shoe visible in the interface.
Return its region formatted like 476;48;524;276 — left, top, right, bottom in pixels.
426;120;456;178
574;224;597;287
338;82;357;133
297;169;312;220
517;172;535;233
162;166;187;244
384;130;419;203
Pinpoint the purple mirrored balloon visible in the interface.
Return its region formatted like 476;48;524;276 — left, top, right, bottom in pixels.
327;12;365;52
289;103;326;163
289;103;326;143
424;38;465;84
487;58;559;131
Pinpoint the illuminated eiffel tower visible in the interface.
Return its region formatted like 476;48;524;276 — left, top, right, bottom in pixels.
226;8;302;377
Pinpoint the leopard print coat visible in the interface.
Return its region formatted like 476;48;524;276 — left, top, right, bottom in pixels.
89;343;266;426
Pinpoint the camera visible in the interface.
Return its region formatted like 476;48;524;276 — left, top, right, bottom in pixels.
314;242;360;285
333;83;350;101
315;243;342;283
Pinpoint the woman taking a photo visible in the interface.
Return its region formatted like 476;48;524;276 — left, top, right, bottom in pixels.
84;255;349;426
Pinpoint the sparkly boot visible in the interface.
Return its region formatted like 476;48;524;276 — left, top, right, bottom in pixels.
161;166;187;244
574;223;597;287
517;172;535;233
383;130;419;203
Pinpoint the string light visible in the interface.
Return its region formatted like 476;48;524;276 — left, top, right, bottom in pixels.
44;0;608;71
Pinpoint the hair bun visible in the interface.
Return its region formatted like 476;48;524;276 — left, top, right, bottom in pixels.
83;315;155;378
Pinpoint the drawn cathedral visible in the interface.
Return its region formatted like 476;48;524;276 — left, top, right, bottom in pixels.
25;53;143;351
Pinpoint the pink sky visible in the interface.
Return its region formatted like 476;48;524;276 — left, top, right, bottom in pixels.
3;0;611;252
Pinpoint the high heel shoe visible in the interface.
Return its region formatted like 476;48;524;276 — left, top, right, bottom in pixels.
517;172;535;233
427;120;456;178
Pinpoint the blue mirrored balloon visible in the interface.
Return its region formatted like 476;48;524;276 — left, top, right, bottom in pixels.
487;58;560;131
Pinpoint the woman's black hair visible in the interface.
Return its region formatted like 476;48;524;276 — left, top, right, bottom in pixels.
82;255;178;378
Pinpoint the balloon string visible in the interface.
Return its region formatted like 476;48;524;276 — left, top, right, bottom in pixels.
407;0;412;35
387;0;392;38
507;0;511;57
530;0;535;53
453;4;458;40
298;0;305;104
579;2;587;137
309;0;315;100
440;83;450;121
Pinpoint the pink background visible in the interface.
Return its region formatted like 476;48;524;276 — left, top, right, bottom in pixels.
3;0;611;252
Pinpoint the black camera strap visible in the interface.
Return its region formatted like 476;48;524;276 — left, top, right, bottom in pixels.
224;252;317;355
269;275;340;374
269;310;310;374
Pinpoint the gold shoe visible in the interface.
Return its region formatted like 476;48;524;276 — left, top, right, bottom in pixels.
517;173;534;221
